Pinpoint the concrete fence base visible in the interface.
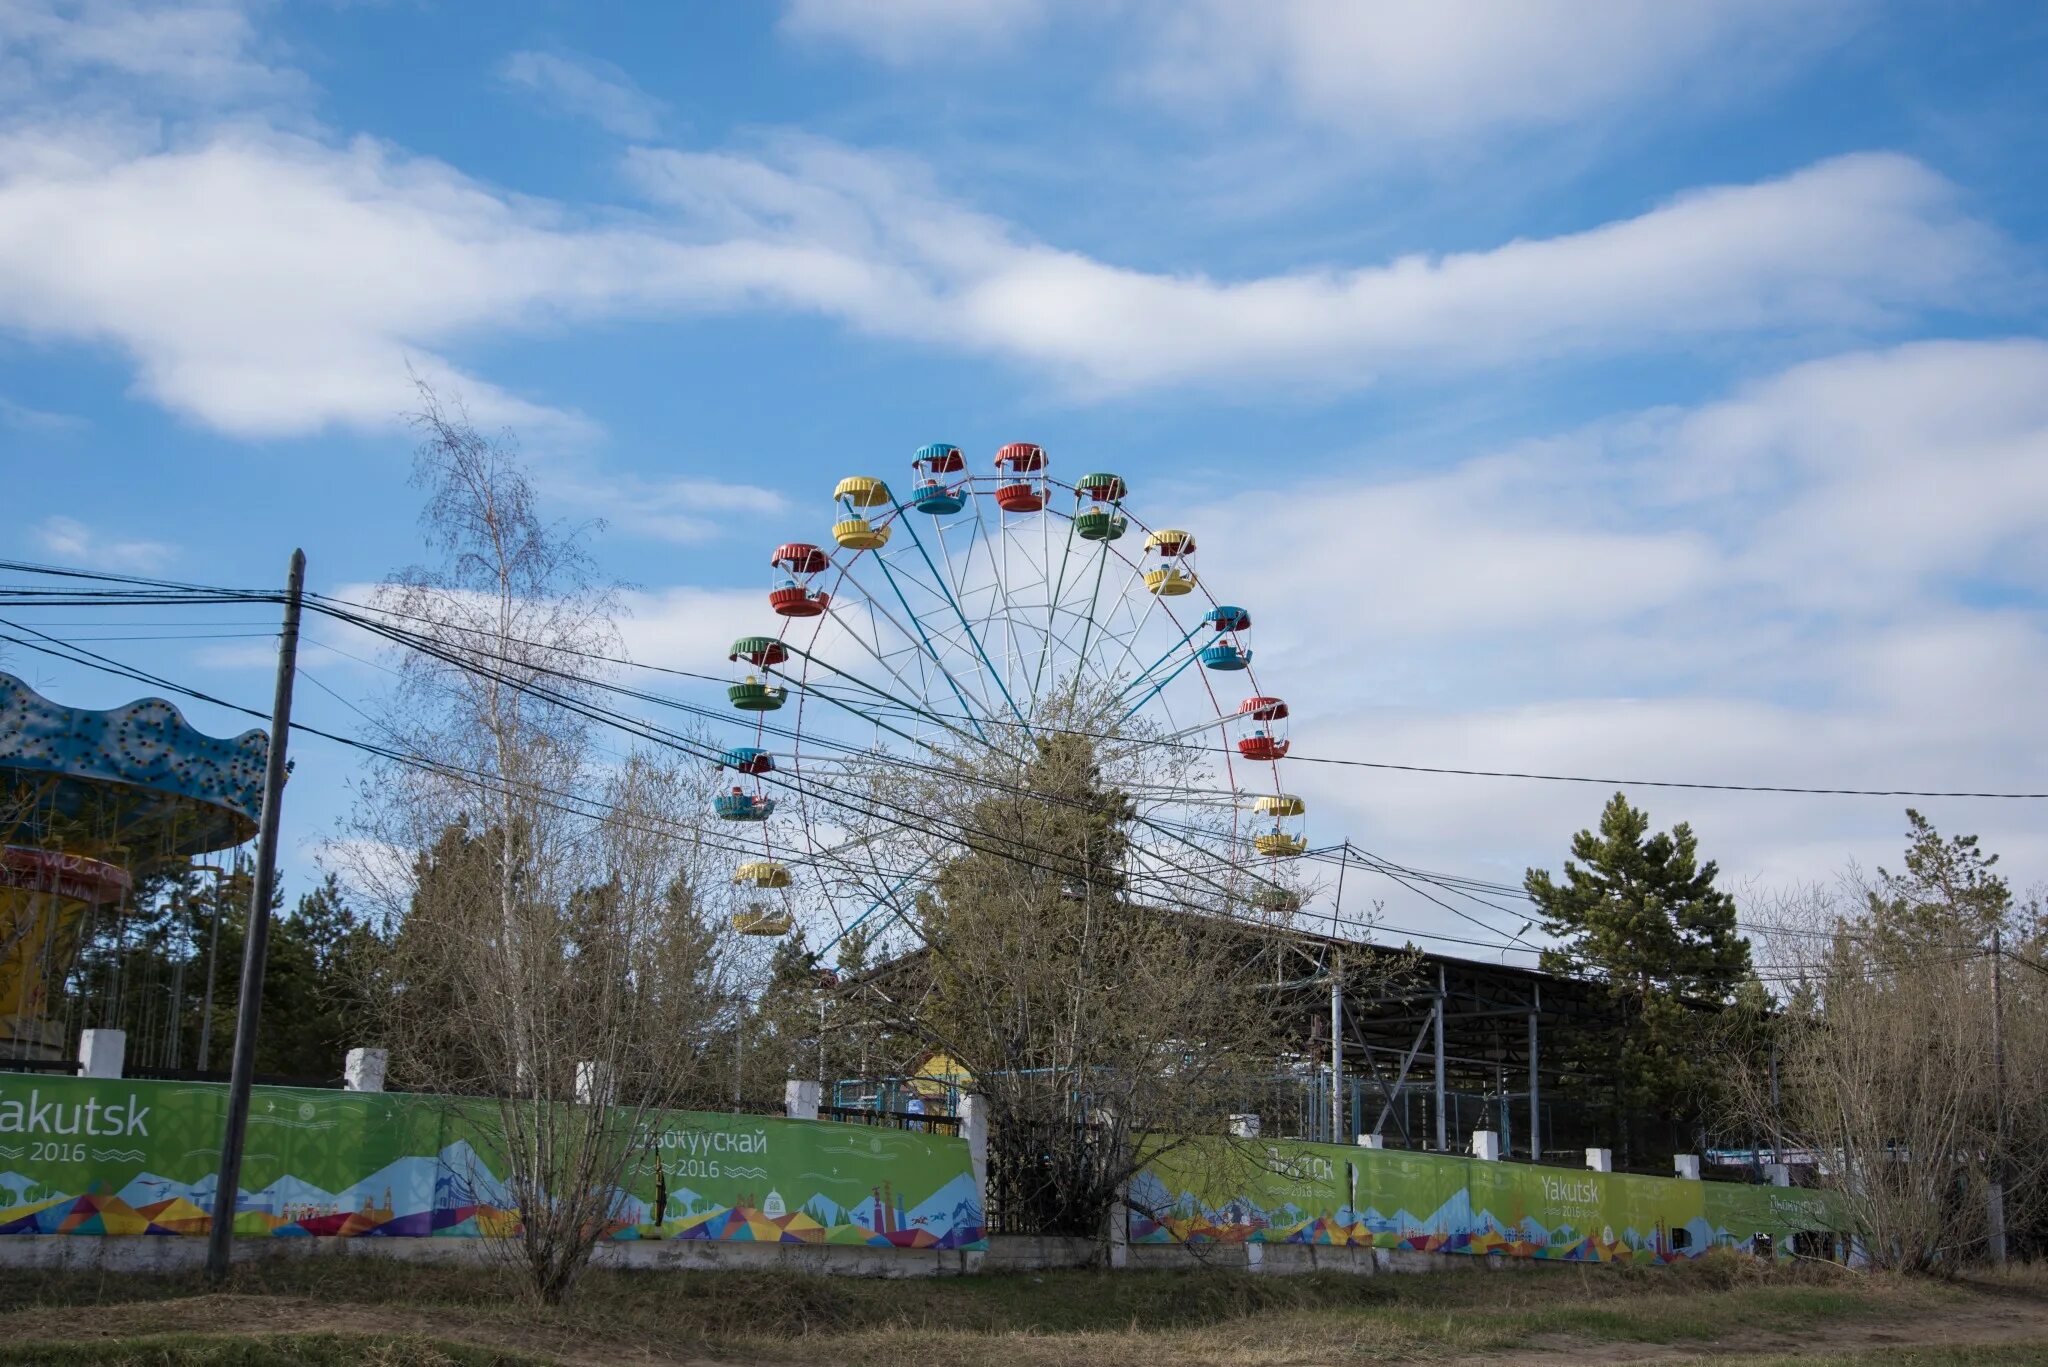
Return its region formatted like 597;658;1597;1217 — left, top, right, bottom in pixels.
0;1228;1545;1280
0;1232;984;1279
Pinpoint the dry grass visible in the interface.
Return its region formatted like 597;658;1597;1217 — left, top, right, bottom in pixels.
0;1254;2040;1366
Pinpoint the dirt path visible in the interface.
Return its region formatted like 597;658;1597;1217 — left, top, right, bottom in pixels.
0;1294;723;1366
5;1288;2048;1365
1468;1292;2048;1365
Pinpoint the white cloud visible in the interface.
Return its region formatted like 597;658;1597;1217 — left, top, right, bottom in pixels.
619;586;784;677
0;394;83;430
313;835;415;917
316;580;774;682
500;49;666;140
0;112;1987;438
779;0;1050;63
543;466;789;545
0;126;617;437
32;514;172;570
1170;338;2048;938
781;0;1854;145
1127;0;1853;143
0;0;298;102
620;143;1991;395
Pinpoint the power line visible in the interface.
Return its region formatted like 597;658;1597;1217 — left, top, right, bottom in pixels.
7;560;2043;800
6;566;2038;960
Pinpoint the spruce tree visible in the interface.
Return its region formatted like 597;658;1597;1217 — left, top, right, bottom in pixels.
1524;791;1751;1161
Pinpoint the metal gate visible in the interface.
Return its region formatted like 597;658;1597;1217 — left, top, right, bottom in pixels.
986;1117;1111;1237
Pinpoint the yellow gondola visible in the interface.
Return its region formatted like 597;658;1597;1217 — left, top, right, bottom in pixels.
833;475;893;549
732;905;795;936
1143;527;1196;595
732;860;792;890
1251;793;1306;818
1251;792;1307;858
1145;567;1197;596
833;516;890;550
834;476;891;507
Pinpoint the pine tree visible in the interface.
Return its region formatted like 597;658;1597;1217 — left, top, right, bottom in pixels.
1524;791;1751;1161
1864;809;2014;960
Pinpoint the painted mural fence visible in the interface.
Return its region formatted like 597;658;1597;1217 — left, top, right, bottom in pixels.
1132;1137;1840;1263
0;1076;985;1250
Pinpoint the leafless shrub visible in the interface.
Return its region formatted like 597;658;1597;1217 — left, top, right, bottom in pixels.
1727;814;2048;1271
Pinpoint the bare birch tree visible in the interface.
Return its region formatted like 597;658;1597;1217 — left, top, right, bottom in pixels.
340;393;736;1302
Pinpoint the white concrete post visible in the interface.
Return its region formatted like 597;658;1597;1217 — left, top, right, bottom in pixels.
1228;1113;1262;1139
960;1093;989;1217
78;1028;125;1079
1108;1182;1129;1269
343;1047;388;1093
1356;1133;1385;1149
783;1078;821;1120
1674;1154;1702;1181
574;1060;615;1107
1586;1147;1614;1173
1764;1162;1791;1187
1471;1130;1502;1162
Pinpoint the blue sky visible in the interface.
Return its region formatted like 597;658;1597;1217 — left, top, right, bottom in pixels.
4;0;2047;952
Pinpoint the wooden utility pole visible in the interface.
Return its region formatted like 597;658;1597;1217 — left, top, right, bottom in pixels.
1329;844;1348;1144
1330;950;1344;1143
206;549;304;1283
1990;926;2009;1266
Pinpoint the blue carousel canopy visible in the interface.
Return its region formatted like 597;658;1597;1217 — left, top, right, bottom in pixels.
0;672;268;858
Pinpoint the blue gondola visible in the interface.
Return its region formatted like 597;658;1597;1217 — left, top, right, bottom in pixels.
714;789;775;821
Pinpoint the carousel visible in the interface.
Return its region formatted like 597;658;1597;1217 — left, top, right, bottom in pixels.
0;673;267;1060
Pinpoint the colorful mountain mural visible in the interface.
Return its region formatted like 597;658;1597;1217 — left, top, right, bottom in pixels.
1130;1137;1840;1264
0;1077;984;1251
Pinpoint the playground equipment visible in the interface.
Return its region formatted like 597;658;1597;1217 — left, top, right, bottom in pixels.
0;673;266;1059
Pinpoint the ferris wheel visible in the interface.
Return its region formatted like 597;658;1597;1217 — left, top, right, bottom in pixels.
713;442;1309;955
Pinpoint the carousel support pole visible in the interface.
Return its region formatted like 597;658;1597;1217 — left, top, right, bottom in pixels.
206;549;304;1284
194;863;230;1070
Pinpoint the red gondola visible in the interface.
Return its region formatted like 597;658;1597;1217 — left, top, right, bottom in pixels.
1237;696;1291;761
993;442;1047;513
769;543;832;618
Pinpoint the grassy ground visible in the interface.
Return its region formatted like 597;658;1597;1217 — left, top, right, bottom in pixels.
0;1254;2044;1365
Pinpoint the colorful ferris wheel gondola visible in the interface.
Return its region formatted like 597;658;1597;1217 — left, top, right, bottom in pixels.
1200;605;1252;671
732;859;796;936
1143;528;1196;596
1073;472;1128;541
1236;696;1290;761
769;543;832;618
1250;793;1308;858
833;476;892;550
728;434;1307;954
992;442;1048;513
727;636;789;712
720;745;775;775
714;785;775;821
909;443;966;514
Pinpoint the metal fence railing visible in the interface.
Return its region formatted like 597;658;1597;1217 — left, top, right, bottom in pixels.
819;1104;961;1137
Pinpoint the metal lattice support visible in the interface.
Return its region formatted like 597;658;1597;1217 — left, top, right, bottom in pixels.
709;450;1313;959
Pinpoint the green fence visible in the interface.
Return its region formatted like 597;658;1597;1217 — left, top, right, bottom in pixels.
0;1075;984;1249
1131;1137;1840;1262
